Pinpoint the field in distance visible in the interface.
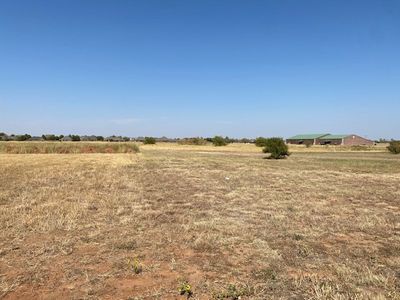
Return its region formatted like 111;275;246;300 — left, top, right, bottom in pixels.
0;143;399;299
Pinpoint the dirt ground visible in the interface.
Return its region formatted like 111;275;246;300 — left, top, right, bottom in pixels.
0;143;399;299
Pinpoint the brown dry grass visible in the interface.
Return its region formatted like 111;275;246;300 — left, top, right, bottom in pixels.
0;141;140;154
0;143;399;299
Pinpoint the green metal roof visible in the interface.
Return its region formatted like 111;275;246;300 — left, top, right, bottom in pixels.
287;134;329;140
319;134;350;140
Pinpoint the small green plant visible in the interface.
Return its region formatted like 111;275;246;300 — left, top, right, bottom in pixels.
262;137;290;159
127;258;143;274
143;137;156;145
387;141;400;154
255;137;268;147
212;136;227;146
178;281;193;298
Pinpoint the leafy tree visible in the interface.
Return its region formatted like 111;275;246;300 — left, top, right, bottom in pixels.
239;138;251;143
387;141;400;154
96;136;104;141
123;136;131;142
178;137;207;145
143;137;156;144
224;136;234;143
16;134;31;141
262;137;290;159
42;134;60;141
70;135;80;141
212;136;227;146
255;137;268;147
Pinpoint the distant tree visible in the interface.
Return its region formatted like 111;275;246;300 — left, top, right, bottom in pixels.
239;138;251;143
262;137;290;159
70;135;80;141
178;137;207;145
224;136;234;143
212;136;227;146
96;136;104;141
42;134;60;141
255;137;268;147
16;134;31;141
387;141;400;154
123;136;130;142
143;137;156;144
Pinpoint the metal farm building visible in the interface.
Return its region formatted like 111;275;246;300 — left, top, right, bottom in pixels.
317;134;374;146
286;134;329;145
287;134;374;146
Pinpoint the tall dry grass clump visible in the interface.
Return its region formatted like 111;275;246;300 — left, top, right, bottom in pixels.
0;141;140;154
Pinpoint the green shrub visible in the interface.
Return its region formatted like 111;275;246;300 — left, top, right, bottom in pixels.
70;135;80;141
212;136;227;146
255;137;268;147
16;134;31;141
42;134;61;141
387;141;400;154
262;137;290;159
178;137;208;145
143;137;156;145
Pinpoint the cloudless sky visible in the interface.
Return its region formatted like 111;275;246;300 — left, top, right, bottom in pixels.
1;0;399;139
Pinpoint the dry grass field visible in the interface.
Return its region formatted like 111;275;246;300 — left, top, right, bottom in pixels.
0;142;399;299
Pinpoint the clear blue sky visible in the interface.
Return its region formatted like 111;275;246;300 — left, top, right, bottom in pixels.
1;0;399;139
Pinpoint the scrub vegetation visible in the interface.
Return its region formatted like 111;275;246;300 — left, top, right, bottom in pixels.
0;141;140;154
0;142;399;299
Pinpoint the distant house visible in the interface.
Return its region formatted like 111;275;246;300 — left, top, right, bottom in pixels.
106;136;124;142
318;134;374;146
286;134;329;145
61;136;72;142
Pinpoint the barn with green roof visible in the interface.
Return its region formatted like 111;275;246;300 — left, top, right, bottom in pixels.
317;134;374;146
286;134;329;145
287;133;374;146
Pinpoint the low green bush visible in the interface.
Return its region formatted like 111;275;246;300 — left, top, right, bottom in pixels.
143;137;156;144
387;141;400;154
212;136;227;146
262;137;290;159
255;137;268;147
178;137;208;145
